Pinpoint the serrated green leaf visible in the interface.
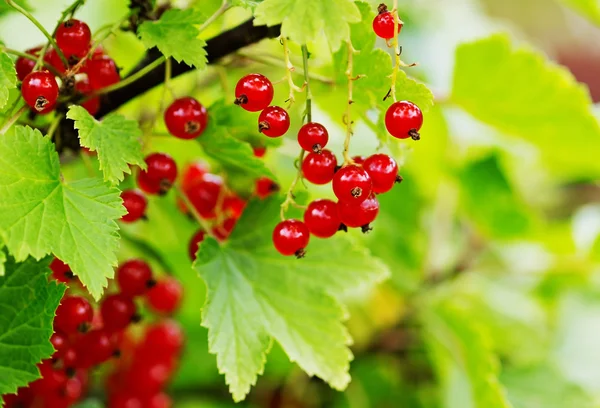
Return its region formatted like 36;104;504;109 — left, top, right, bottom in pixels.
67;106;145;184
0;255;65;394
198;127;275;179
254;0;361;51
194;197;389;401
231;0;263;10
0;51;18;110
138;8;207;68
452;34;600;179
558;0;600;26
0;126;125;299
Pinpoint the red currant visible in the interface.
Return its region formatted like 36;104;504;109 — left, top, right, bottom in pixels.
272;219;310;258
101;294;138;333
181;161;209;191
298;122;329;153
15;46;42;81
385;101;423;140
44;48;67;74
188;229;206;261
337;194;380;230
54;295;93;334
186;174;223;219
211;217;237;241
352;155;365;165
303;199;342;238
56;19;91;59
146;277;183;314
255;177;279;198
372;7;402;39
50;258;74;283
50;331;69;356
30;360;67;395
362;154;400;193
75;77;100;115
127;357;175;397
301;149;337;185
117;259;155;297
222;194;246;219
109;392;143;408
164;97;208;139
253;146;267;157
75;329;117;368
332;165;373;204
146;393;172;408
137;153;178;195
2;388;33;408
258;106;290;137
121;189;148;223
234;73;274;112
86;55;120;90
140;320;184;358
21;71;59;114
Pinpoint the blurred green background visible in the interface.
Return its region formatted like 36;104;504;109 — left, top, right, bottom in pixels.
3;0;600;407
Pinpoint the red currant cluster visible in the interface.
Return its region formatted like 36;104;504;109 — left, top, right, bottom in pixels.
2;259;183;408
16;18;120;116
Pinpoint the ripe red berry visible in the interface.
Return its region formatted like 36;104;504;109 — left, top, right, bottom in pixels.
255;177;279;198
253;146;267;158
372;9;402;39
50;258;74;283
109;392;143;408
15;46;42;81
140;320;184;358
146;277;183;314
332;165;373;204
137;153;178;195
164;97;208;139
272;219;310;258
2;387;33;408
56;19;91;59
86;55;120;90
211;217;237;241
127;357;175;397
385;101;423;140
54;295;94;334
362;154;399;193
222;194;246;219
188;229;206;261
147;392;173;408
30;359;67;395
258;106;290;137
50;331;68;356
117;259;154;297
298;122;329;153
337;194;380;230
75;329;117;368
303;199;342;238
186;174;223;219
302;149;337;185
121;189;148;223
44;47;68;73
352;155;365;165
181;161;209;191
75;77;100;115
101;294;138;332
234;73;274;112
21;71;59;114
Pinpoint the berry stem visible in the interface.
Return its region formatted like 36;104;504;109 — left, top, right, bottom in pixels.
236;51;334;84
390;0;401;102
281;36;303;108
301;44;312;123
342;41;356;165
47;115;61;140
198;0;231;34
173;183;215;239
4;0;69;69
0;47;62;76
0;105;27;135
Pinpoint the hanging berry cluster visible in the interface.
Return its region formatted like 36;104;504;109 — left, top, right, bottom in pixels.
16;18;120;117
2;259;183;408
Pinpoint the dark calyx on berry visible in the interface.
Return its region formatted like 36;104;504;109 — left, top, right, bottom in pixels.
377;3;388;13
361;224;373;233
234;94;248;106
409;129;420;140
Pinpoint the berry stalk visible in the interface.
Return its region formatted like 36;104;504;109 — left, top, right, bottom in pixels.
342;41;355;165
389;0;401;102
173;183;215;240
197;0;231;34
281;36;303;108
0;47;62;76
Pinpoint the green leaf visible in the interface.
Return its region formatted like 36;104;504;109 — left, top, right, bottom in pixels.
0;51;18;110
0;249;5;276
254;0;361;51
0;126;125;299
193;197;389;401
0;255;65;394
231;0;263;9
558;0;600;26
452;34;600;179
138;8;207;68
67;106;145;184
0;0;32;17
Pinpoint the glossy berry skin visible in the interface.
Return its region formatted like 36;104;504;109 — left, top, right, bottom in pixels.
140;320;184;358
75;329;116;368
117;259;154;297
298;122;329;153
50;258;74;283
272;219;310;257
15;46;42;81
56;19;91;59
352;155;365;165
86;55;120;90
146;277;183;314
127;357;175;397
186;174;223;219
211;217;237;241
385;101;423;140
181;161;209;191
363;154;399;193
258;106;290;137
121;189;147;223
234;73;274;112
188;229;206;261
50;331;68;357
75;77;100;115
222;195;246;218
302;149;337;185
332;165;373;204
303;199;341;238
30;360;67;395
101;294;138;333
255;177;279;199
164;97;208;139
337;194;380;229
21;71;59;114
44;48;68;74
253;146;266;158
373;11;402;39
147;393;173;408
137;153;178;195
54;295;94;334
109;392;143;408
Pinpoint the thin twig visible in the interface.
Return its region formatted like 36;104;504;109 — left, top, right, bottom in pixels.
236;51;334;84
281;36;303;108
197;0;230;34
390;0;402;102
0;105;27;135
342;42;355;165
